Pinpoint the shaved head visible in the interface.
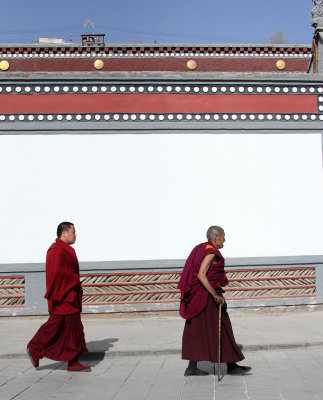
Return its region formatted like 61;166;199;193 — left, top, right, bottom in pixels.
206;226;224;242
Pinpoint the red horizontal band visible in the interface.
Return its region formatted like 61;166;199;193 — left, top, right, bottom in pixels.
225;284;315;291
228;275;316;282
0;93;316;114
82;289;179;296
82;280;179;287
83;299;179;305
4;57;309;73
226;266;315;273
81;271;181;277
0;285;25;289
226;294;315;300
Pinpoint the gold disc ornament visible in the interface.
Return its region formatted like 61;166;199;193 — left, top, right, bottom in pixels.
94;59;104;70
187;60;197;70
276;60;286;70
0;60;9;71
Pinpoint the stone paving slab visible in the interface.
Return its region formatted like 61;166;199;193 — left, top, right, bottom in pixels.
1;348;323;400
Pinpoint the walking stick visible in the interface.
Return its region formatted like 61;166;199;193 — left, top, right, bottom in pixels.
218;302;222;381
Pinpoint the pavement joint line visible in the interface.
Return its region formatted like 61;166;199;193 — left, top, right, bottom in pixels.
2;341;323;360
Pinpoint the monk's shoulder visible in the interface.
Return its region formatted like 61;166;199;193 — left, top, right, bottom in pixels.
46;244;66;262
205;243;217;255
204;243;224;262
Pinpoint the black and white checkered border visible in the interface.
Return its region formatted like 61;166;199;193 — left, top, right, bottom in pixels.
0;49;312;59
1;84;323;95
2;113;323;123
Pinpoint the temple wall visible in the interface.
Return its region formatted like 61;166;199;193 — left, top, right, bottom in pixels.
1;72;323;314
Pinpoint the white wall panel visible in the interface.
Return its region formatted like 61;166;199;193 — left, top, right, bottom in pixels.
1;133;322;262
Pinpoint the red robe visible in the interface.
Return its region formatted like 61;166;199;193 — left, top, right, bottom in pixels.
27;239;87;362
179;242;244;363
45;238;82;314
178;242;229;319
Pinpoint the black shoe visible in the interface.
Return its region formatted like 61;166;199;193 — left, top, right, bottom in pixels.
238;365;252;372
227;366;252;375
184;368;209;376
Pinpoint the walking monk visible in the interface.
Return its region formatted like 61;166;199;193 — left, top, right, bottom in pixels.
178;225;251;376
26;222;91;372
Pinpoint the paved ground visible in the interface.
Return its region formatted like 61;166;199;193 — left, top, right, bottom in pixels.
1;305;323;399
2;349;323;400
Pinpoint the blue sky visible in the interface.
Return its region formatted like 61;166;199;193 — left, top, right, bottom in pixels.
0;0;315;45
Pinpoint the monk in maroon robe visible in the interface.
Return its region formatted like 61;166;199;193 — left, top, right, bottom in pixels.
178;225;251;376
27;222;90;372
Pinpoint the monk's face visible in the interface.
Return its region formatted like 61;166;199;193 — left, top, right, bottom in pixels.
61;225;77;245
214;232;225;249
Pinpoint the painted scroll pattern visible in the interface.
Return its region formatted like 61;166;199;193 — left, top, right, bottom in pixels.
0;276;25;307
80;267;316;304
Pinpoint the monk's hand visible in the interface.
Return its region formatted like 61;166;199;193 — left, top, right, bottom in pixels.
213;295;225;305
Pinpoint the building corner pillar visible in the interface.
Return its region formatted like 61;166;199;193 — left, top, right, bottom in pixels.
310;1;323;73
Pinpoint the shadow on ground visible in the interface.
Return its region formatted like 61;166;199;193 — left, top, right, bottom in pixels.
86;338;119;353
81;338;119;366
197;361;227;380
35;338;119;370
36;361;66;371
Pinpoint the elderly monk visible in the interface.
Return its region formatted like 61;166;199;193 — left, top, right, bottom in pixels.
26;222;91;372
178;226;251;376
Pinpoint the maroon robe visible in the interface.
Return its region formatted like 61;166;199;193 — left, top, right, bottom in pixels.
45;239;82;315
178;242;228;319
178;242;244;363
27;239;88;362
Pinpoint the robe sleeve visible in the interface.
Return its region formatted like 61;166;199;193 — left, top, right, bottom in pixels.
205;244;219;256
204;245;229;287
